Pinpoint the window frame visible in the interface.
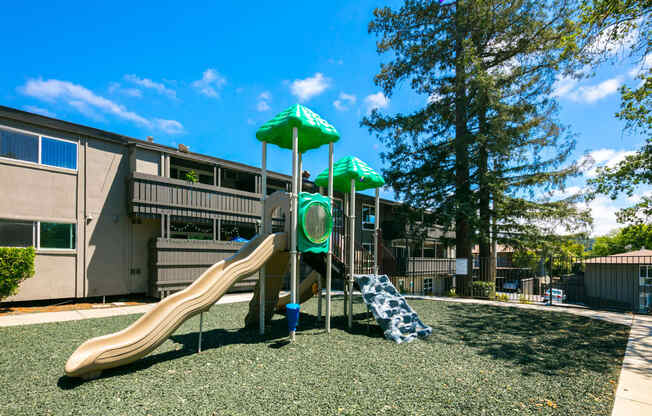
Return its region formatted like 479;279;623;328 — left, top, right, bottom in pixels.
0;124;78;172
38;221;76;250
640;265;652;284
0;218;76;251
361;203;376;231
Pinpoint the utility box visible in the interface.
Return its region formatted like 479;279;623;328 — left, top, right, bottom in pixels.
297;192;332;254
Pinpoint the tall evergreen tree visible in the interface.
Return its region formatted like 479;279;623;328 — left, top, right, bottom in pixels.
363;0;592;290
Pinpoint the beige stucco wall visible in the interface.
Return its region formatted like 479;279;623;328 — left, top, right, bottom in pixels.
7;252;77;301
134;148;161;176
0;160;77;222
83;139;131;297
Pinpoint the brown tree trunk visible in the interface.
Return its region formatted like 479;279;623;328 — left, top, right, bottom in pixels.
454;4;472;296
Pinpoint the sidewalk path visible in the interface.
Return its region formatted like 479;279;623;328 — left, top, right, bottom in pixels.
611;314;652;415
0;292;253;328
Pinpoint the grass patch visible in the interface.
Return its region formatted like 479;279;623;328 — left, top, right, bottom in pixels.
0;297;628;415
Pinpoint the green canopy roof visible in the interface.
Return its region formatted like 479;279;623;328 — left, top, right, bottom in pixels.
315;156;385;193
255;104;340;153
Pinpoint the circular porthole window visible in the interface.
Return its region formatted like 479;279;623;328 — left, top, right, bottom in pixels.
301;201;333;244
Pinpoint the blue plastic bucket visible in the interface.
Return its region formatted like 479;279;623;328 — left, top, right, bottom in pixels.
286;303;300;332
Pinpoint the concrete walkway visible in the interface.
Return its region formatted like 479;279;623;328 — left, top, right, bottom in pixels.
0;292;253;328
611;313;652;415
1;291;648;414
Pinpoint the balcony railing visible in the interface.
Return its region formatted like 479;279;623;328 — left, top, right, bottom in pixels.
129;172;263;223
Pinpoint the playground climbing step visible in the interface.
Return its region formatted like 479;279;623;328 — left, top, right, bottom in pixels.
354;274;432;343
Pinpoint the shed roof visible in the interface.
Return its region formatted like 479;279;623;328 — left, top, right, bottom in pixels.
585;249;652;264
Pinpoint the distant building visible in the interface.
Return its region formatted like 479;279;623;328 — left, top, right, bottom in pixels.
584;249;652;313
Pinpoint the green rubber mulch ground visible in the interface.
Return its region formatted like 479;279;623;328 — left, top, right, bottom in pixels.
0;298;629;416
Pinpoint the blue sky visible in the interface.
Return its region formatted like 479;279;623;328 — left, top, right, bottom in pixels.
1;1;648;236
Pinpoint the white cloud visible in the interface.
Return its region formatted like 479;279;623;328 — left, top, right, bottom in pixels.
554;75;623;103
585;195;622;236
257;91;271;112
569;77;623;103
427;93;443;104
19;78;184;134
108;82;142;98
192;69;226;98
587;24;639;57
328;58;344;65
23;105;56;118
628;54;652;78
551;75;579;98
124;75;176;100
333;92;356;111
580;148;636;178
154;119;184;135
290;73;330;102
364;92;389;113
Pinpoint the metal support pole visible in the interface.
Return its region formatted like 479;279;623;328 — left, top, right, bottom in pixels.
343;196;349;319
326;142;333;333
259;142;267;335
348;179;355;329
374;187;380;276
290;127;299;342
198;312;204;353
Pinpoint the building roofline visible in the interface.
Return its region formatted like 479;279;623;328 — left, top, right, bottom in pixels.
1;104;400;204
0;105;134;145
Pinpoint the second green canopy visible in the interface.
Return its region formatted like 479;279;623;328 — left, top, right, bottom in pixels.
315;156;385;193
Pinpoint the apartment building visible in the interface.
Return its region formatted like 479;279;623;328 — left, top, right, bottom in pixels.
0;105;451;302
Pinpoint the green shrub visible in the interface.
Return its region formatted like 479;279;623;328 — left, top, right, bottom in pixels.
496;293;510;302
472;281;496;299
519;296;531;304
446;288;458;297
0;247;36;301
184;170;198;183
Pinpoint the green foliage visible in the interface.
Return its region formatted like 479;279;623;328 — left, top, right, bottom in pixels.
519;296;532;304
362;0;591;262
496;293;510;302
446;288;458;297
184;170;198;183
472;281;496;299
0;246;36;300
513;248;539;270
589;138;651;225
590;224;652;256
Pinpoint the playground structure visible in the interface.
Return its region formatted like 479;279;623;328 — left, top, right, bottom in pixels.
64;104;430;379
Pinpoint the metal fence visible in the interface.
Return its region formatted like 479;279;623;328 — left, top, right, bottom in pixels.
362;253;652;314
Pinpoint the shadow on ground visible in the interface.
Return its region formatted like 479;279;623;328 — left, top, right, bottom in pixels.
427;303;630;376
58;305;381;388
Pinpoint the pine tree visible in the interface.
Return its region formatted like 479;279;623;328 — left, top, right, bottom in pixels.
363;0;592;291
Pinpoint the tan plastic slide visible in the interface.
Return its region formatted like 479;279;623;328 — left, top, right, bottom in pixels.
65;232;288;379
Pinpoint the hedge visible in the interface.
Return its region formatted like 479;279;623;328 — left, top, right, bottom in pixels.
472;280;496;299
0;247;36;301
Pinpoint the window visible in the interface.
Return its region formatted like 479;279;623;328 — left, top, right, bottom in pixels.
640;265;652;285
0;125;77;170
0;219;33;247
424;278;433;294
0;219;75;249
40;222;75;249
41;137;77;169
0;128;38;163
170;220;213;240
362;205;375;231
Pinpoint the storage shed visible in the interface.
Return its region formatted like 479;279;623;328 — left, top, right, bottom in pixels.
584;249;652;313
